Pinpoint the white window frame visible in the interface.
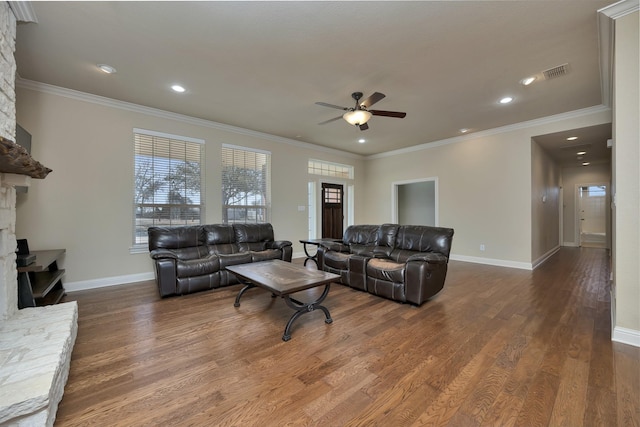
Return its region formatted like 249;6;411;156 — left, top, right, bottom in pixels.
222;144;271;224
131;128;205;252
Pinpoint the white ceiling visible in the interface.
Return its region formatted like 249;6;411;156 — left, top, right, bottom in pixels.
14;1;614;160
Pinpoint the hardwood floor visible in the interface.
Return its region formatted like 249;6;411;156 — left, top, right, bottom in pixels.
55;248;639;426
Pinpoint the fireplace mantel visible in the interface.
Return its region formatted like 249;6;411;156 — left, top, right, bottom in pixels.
0;137;52;178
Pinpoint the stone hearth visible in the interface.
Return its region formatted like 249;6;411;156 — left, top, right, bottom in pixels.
0;303;77;426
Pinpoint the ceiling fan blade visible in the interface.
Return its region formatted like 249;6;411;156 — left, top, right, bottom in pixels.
360;92;385;109
359;123;369;131
315;102;348;110
318;115;343;125
370;110;407;118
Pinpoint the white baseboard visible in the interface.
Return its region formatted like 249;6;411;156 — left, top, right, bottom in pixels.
65;272;155;292
563;241;578;247
449;254;532;270
532;246;561;269
612;326;640;348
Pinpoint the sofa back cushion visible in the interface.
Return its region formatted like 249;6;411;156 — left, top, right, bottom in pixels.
395;225;455;258
203;224;238;254
233;223;275;252
343;225;379;246
342;225;380;256
371;223;400;257
148;226;204;251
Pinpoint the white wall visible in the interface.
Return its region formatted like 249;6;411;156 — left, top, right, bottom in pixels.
362;107;611;269
531;139;561;264
611;10;639;342
15;84;364;287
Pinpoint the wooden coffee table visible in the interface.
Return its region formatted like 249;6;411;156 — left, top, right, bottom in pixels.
226;260;340;341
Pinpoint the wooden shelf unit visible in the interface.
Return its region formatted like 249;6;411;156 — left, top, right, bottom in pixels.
17;249;66;308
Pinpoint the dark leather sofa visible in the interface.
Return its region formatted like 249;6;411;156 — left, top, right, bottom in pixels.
317;224;454;306
148;223;292;297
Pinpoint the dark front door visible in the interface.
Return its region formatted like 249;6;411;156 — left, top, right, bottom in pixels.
321;183;344;239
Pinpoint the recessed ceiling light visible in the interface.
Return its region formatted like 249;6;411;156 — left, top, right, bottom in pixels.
582;162;590;166
171;84;186;93
97;64;116;74
577;151;587;155
358;139;366;144
520;76;536;86
499;96;513;104
567;136;578;141
459;128;469;133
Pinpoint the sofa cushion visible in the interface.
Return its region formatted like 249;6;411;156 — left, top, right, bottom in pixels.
395;225;454;257
366;258;405;283
148;226;204;251
218;252;253;269
208;243;238;255
342;225;379;246
203;224;235;245
176;255;220;278
234;223;274;252
250;249;282;262
323;250;351;270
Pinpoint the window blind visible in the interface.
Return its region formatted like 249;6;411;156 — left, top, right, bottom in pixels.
133;129;204;246
221;145;271;224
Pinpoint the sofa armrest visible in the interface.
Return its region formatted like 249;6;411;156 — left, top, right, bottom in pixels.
322;241;349;252
405;259;448;306
149;248;179;260
268;240;292;250
406;252;448;265
153;258;178;297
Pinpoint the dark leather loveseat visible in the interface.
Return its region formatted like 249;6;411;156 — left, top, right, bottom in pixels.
148;223;292;297
317;224;454;306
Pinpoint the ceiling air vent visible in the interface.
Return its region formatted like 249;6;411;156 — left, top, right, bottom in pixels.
542;63;570;80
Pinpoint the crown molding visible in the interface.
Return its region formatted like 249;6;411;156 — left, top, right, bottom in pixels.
367;104;612;160
15;79;363;160
599;0;639;19
8;1;37;23
597;0;639;108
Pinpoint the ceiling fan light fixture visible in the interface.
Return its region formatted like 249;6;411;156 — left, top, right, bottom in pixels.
343;110;372;126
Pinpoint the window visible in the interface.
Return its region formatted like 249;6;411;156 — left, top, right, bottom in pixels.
133;129;204;247
222;145;271;224
308;159;353;179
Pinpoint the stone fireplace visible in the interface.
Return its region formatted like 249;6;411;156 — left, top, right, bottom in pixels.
0;3;78;426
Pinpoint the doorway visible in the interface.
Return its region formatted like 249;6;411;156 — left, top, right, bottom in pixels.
392;178;438;226
321;183;344;239
577;184;608;248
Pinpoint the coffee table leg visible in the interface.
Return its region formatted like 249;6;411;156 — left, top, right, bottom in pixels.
234;283;256;307
281;284;332;341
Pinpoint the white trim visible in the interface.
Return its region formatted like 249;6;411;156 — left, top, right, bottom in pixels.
8;1;37;23
222;143;271;156
532;246;561;269
599;0;639;19
563;241;579;247
612;326;640;348
367;105;611;160
133;128;204;144
65;272;155;293
391;177;439;226
16;78;363;159
449;254;532;271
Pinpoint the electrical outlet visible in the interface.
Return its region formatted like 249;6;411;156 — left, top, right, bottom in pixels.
480;244;485;251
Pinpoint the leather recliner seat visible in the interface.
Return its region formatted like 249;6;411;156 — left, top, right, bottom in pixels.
317;224;454;306
148;223;292;297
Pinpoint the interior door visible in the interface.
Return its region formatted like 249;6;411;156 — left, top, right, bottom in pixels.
321;183;344;239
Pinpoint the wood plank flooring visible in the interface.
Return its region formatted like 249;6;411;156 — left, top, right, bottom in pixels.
54;248;639;426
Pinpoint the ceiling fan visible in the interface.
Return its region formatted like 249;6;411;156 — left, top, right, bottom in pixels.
315;92;407;131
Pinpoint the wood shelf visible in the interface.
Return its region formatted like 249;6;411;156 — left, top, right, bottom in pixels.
17;249;66;309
